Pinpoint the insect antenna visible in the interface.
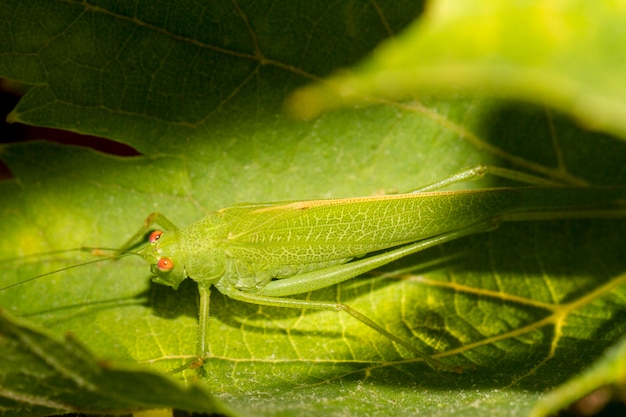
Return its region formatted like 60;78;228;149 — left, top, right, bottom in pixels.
0;247;140;292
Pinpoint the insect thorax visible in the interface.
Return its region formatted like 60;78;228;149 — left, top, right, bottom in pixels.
176;213;231;285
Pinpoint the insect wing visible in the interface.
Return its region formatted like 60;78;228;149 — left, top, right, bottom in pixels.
220;192;471;265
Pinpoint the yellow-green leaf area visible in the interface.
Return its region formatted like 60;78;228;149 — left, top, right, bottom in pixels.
289;0;626;139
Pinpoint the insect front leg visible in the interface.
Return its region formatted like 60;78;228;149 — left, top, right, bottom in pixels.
118;212;180;253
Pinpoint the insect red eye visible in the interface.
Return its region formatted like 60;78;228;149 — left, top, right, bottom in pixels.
149;230;163;243
157;257;174;271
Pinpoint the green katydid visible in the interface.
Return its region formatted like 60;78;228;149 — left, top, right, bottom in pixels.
3;165;626;373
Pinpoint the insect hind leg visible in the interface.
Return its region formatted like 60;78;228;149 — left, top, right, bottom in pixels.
214;283;460;373
409;165;567;193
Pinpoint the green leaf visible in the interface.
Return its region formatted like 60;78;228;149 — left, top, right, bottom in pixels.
529;333;626;417
1;1;626;416
0;310;234;416
288;0;626;140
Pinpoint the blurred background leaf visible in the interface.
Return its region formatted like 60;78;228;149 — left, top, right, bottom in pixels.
289;0;626;140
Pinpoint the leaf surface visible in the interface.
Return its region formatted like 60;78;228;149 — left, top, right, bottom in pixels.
1;1;626;416
289;0;626;139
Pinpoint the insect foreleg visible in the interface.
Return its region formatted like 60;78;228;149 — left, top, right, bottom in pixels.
118;212;180;254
